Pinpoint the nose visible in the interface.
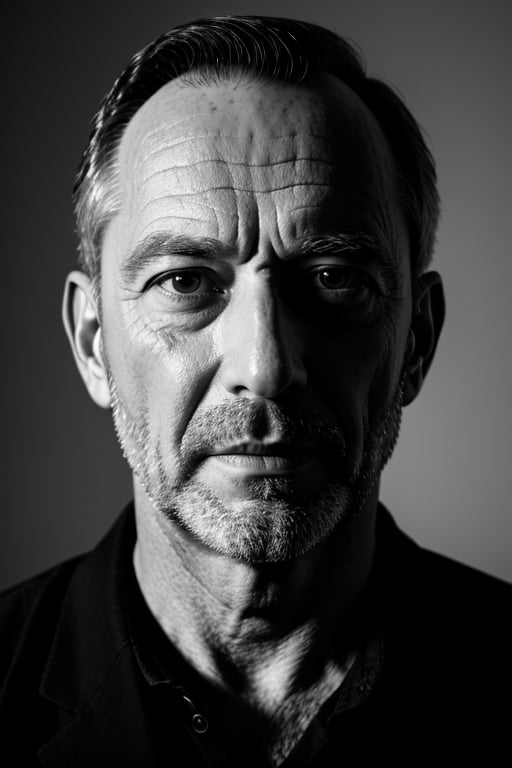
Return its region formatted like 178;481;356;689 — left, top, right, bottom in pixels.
218;279;307;398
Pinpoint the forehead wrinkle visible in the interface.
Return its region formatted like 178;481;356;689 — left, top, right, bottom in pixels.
135;161;339;208
141;156;337;174
137;197;240;220
134;191;244;245
135;209;239;242
124;85;340;162
122;76;392;177
140;134;223;160
131;135;338;183
117;76;408;275
122;112;203;161
142;132;338;165
138;183;339;213
123;99;345;213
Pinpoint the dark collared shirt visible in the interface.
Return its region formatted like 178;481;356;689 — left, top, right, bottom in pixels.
1;502;511;765
126;551;383;767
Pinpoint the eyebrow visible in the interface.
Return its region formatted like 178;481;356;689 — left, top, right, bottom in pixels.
121;233;233;283
121;230;396;283
292;232;395;266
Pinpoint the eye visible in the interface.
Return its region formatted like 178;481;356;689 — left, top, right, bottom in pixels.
309;267;377;306
151;270;223;297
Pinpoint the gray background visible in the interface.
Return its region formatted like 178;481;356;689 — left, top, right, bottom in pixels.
3;0;511;589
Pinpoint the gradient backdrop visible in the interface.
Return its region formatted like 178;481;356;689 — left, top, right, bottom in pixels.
3;0;511;589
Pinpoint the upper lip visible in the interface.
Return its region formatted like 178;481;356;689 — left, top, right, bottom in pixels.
210;442;316;457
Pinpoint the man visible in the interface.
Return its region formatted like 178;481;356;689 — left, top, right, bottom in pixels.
1;15;510;765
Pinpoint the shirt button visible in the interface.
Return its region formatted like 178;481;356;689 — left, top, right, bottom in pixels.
192;713;209;734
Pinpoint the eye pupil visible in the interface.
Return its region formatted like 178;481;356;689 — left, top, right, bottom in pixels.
172;273;201;293
318;269;348;289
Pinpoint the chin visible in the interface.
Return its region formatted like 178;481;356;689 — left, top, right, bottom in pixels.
154;478;360;563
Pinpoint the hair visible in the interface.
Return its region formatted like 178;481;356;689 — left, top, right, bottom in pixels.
73;15;440;289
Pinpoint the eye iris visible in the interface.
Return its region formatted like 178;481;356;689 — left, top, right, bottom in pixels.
319;269;351;290
172;273;201;293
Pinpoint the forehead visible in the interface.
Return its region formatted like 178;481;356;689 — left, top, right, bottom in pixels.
122;72;373;154
113;73;406;259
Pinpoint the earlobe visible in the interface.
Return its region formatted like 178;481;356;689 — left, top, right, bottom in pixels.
62;271;111;409
403;271;445;406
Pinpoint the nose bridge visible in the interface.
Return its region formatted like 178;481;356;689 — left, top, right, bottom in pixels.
220;276;306;398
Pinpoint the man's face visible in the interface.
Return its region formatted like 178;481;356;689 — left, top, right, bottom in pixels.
99;74;412;562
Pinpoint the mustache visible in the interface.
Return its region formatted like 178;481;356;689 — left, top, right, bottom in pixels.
180;400;346;458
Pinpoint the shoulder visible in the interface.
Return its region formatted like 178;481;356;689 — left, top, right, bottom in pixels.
376;506;512;698
0;556;87;753
376;503;512;611
399;542;512;652
0;558;83;685
0;504;135;682
372;506;512;754
413;540;511;596
0;506;137;755
0;558;81;616
376;504;512;677
395;527;511;620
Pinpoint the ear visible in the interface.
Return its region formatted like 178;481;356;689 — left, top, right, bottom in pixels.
403;271;445;406
62;271;111;408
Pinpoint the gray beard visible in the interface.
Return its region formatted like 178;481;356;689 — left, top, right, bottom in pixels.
108;372;404;563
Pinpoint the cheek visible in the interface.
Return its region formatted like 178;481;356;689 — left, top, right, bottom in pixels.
317;324;406;445
105;310;218;444
365;332;408;428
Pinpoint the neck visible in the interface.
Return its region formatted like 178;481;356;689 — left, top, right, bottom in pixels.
132;479;379;708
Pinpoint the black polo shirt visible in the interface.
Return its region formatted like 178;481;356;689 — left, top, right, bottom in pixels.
1;502;511;765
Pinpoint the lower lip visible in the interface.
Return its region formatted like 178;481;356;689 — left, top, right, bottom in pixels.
197;453;333;501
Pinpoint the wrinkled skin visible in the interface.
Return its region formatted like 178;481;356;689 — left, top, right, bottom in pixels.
68;74;430;563
103;75;414;563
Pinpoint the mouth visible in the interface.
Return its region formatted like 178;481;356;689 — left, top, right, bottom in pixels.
207;442;321;473
214;441;316;456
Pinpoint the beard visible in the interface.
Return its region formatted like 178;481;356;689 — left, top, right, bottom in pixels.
108;371;404;564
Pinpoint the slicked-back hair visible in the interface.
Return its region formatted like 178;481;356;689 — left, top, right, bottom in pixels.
74;15;440;289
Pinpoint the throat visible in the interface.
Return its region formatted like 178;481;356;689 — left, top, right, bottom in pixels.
132;489;378;760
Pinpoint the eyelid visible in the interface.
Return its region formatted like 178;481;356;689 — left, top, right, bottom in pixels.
144;266;226;293
305;264;383;294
